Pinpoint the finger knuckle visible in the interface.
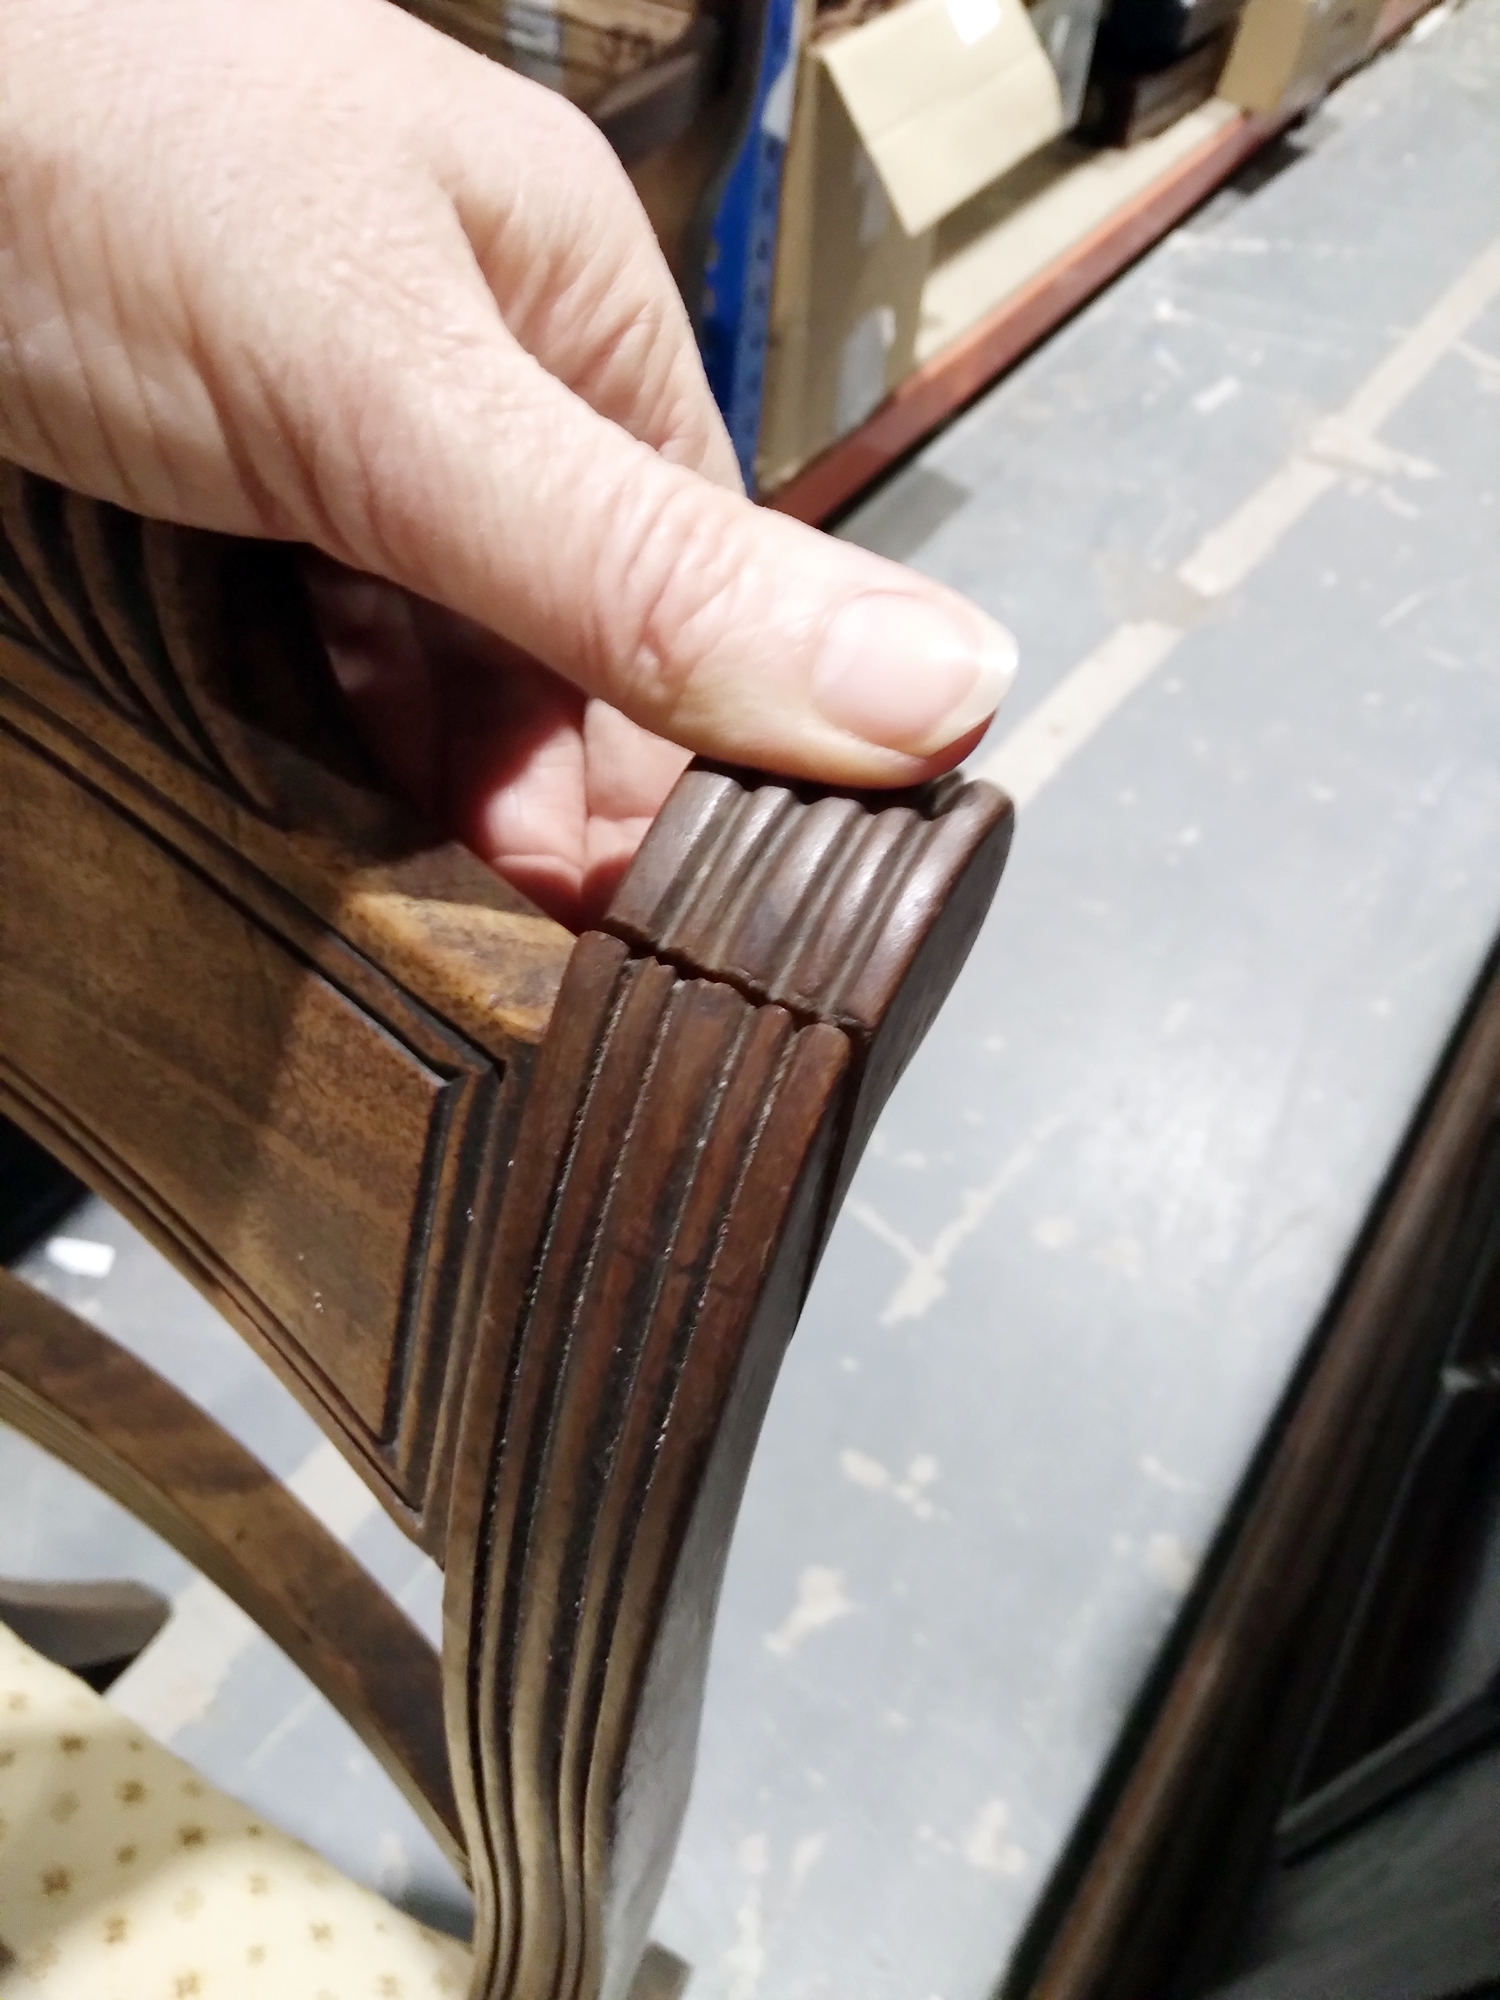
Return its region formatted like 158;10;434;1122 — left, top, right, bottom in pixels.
589;471;740;723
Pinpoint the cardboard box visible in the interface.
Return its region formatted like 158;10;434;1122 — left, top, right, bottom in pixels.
1218;0;1382;112
758;0;1065;489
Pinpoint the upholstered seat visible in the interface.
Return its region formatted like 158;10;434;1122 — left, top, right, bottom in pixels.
0;1621;468;1999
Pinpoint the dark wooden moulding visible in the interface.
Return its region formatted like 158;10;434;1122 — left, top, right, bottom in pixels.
0;460;1012;2000
1006;930;1500;2000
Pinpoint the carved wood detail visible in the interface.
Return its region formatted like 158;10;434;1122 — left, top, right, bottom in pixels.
0;469;572;1544
446;770;1013;2000
0;458;1015;2000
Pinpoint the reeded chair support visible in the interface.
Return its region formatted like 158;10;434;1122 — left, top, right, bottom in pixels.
0;462;1012;2000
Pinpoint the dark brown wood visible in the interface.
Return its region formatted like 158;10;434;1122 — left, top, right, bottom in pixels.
0;464;1012;1997
0;463;573;1548
1009;952;1500;2000
444;768;1011;2000
0;1267;463;1870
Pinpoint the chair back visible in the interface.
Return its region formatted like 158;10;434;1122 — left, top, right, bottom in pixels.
0;465;1012;1999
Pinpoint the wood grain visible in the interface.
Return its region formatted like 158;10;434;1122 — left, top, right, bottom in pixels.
0;464;1013;1999
0;1268;463;1872
0;472;570;1544
444;764;1011;2000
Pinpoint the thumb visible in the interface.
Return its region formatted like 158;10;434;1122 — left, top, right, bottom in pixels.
360;340;1017;789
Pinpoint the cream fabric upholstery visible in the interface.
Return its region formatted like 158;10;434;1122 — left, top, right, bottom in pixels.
0;1620;471;1998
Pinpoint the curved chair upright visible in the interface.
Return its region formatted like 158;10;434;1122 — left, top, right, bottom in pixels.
0;463;1012;2000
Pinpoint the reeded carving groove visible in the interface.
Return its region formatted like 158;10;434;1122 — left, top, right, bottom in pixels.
0;465;244;791
606;763;1009;1037
447;766;1013;2000
0;451;1015;2000
0;467;564;1542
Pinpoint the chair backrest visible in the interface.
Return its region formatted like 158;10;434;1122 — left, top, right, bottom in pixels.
0;464;1012;2000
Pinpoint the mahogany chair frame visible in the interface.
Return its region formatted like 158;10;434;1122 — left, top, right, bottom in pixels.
0;463;1011;2000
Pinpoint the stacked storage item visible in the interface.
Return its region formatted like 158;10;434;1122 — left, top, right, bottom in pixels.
759;0;1080;484
385;0;1409;505
1219;0;1390;111
400;0;698;109
1081;0;1244;143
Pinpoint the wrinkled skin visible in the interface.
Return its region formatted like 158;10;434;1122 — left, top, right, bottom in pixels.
0;0;1017;924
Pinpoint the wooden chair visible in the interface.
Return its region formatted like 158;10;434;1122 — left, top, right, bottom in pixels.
0;463;1012;1998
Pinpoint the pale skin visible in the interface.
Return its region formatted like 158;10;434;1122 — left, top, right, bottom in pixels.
0;0;1018;925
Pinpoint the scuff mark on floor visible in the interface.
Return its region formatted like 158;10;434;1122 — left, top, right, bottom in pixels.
764;1567;855;1658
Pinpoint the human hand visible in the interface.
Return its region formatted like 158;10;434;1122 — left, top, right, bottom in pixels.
0;0;1017;925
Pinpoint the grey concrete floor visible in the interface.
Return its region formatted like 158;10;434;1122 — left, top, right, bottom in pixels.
5;3;1500;1995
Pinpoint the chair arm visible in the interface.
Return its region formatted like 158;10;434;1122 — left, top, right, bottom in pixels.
0;1267;465;1876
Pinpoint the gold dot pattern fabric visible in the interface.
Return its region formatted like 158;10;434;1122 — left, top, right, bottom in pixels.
0;1621;470;1998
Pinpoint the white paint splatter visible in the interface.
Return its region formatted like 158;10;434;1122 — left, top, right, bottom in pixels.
1031;1215;1077;1251
1379;587;1431;629
848;1118;1061;1324
789;1831;827;1894
1093;1235;1144;1280
1373;483;1421;520
963;1798;1028;1878
1144;1532;1197;1593
1307;415;1438;482
722;1834;769;2000
1140;1453;1194;1493
839;1450;943;1521
841;1449;889;1492
45;1236;115;1279
764;1567;855;1658
1193;374;1241;414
